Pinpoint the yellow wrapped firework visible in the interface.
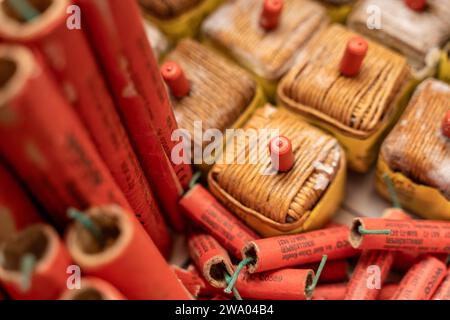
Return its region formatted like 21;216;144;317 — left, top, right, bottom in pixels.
278;24;416;173
201;0;330;101
208;105;346;237
347;0;450;71
140;0;223;41
162;39;266;174
376;79;450;221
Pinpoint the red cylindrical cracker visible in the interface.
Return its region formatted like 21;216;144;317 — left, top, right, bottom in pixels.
345;250;395;300
392;251;420;272
432;267;450;300
378;283;399;300
76;0;190;230
299;259;349;283
350;218;450;253
0;224;72;300
235;268;315;300
0;0;171;255
172;264;221;298
243;226;358;273
76;0;192;190
66;205;191;300
0;160;42;243
392;255;446;300
0;45;129;227
172;265;204;298
180;185;259;259
60;277;126;300
383;209;419;272
345;208;410;300
187;231;234;289
313;283;347;300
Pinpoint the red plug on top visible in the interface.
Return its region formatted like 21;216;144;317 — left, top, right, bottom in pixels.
161;61;190;98
340;36;368;77
260;0;284;31
442;110;450;138
404;0;427;12
269;136;294;172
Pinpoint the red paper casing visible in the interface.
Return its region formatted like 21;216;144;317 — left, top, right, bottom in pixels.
313;283;347;300
345;209;410;300
0;160;42;242
180;185;260;259
0;224;72;300
66;205;191;300
187;231;234;288
350;218;450;253
432;267;450;300
392;255;446;300
244;226;359;273
0;45;128;226
0;0;171;255
59;277;126;300
299;259;349;283
235;268;315;300
76;0;190;230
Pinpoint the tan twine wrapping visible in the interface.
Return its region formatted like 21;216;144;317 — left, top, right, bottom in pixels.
166;39;256;149
278;24;411;139
381;79;450;200
209;105;342;224
347;0;450;70
202;0;329;80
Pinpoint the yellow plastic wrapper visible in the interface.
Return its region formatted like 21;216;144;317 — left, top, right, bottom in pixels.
322;1;353;23
438;42;450;84
141;0;223;41
376;156;450;221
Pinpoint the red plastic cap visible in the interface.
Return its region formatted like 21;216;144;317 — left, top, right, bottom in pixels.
161;61;190;98
442;110;450;138
260;0;284;31
269;136;294;172
340;36;368;77
404;0;427;11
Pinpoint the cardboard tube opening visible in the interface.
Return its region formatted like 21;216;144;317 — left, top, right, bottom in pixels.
1;225;48;271
349;218;363;248
0;57;17;89
0;207;16;244
2;0;52;23
304;270;314;300
243;243;258;273
71;288;104;300
209;261;227;282
74;213;121;254
0;0;68;39
0;45;35;108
